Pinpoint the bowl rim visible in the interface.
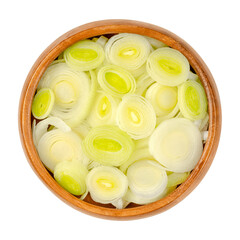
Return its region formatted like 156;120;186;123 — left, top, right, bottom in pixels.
19;19;222;220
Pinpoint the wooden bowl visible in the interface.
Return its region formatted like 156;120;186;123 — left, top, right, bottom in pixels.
19;19;221;220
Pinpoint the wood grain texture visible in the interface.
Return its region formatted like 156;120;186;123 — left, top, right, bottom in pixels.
18;19;222;220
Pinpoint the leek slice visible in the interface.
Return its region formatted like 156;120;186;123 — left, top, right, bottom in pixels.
37;129;87;172
178;80;207;120
149;118;203;173
145;36;168;49
87;90;120;127
105;33;151;71
32;88;55;119
64;40;105;71
145;82;179;118
38;62;97;127
97;65;136;98
188;71;199;81
72;121;91;139
111;198;130;209
127;160;167;199
135;73;155;96
146;47;190;86
167;172;190;188
32;116;71;146
96;36;108;47
116;94;156;139
54;161;88;195
82;125;134;166
86;166;128;204
199;113;209;131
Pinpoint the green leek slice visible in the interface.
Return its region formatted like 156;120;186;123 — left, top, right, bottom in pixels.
82;125;134;166
127;160;167;199
149;118;203;172
64;40;105;71
37;129;88;172
105;33;151;71
116;94;156;139
32;88;55;119
38;62;97;127
146;47;190;86
167;172;190;188
97;65;136;98
86;166;128;204
178;80;207;120
87;90;120;127
54;161;88;195
145;82;179;118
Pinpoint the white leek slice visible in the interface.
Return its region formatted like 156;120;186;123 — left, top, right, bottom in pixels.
145;82;179;118
111;198;130;209
135;73;155;96
72;121;91;139
202;131;208;141
82;125;134;166
96;36;108;47
127;160;167;199
33;116;71;146
97;65;136;98
105;33;151;71
188;71;199;81
167;172;190;188
116;94;156;139
64;40;105;71
146;47;190;86
199;113;209;131
149;118;203;172
87;90;120;127
134;137;150;150
178;80;208;120
86;166;128;204
120;147;154;174
38;62;97;127
37;129;87;172
54;161;88;195
31;88;55;120
145;36;168;49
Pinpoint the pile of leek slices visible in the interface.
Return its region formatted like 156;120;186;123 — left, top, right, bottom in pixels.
32;33;209;208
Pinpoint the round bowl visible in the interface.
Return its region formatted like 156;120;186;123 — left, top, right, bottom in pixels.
19;19;221;220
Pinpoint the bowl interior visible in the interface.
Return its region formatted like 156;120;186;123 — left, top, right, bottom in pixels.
19;20;221;220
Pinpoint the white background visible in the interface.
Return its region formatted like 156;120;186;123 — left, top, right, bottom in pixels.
1;0;239;239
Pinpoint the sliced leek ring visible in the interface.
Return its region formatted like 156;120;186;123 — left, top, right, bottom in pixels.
31;88;55;119
37;129;87;172
145;82;179;117
64;40;105;71
167;172;190;188
178;80;208;120
149;118;203;172
86;166;128;204
116;94;156;139
87;90;120;127
38;62;97;127
97;65;136;98
127;160;167;199
135;73;155;96
145;36;168;49
147;47;190;86
54;161;88;195
82;125;134;166
105;33;151;71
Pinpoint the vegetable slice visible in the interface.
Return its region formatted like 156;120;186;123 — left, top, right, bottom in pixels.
116;94;156;139
64;40;105;71
178;80;207;120
54;161;88;195
82;125;134;166
145;82;179;118
32;88;55;119
167;172;190;188
135;73;155;96
38;62;97;127
37;129;88;172
146;47;190;86
98;65;136;98
149;118;203;172
127;160;167;199
105;33;151;71
87;90;120;127
86;166;128;204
